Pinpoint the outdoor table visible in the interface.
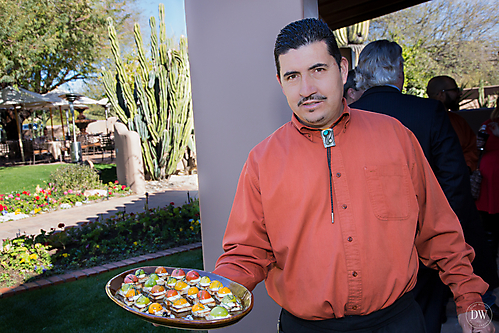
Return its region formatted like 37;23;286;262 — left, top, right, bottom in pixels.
47;141;63;161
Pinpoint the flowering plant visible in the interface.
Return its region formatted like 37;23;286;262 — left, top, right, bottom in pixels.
0;198;200;288
0;182;131;222
1;235;53;286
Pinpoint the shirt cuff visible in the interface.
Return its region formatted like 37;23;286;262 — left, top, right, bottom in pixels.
455;292;486;315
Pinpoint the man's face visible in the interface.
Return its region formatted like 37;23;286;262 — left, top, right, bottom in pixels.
277;41;348;129
441;80;461;111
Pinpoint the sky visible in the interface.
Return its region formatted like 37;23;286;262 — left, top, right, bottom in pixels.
135;0;187;39
62;0;186;92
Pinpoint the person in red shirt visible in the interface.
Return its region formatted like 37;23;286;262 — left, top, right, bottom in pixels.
476;105;499;270
213;18;494;333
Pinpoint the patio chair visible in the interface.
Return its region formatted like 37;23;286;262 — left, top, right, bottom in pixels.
32;140;51;164
0;143;9;159
100;134;115;161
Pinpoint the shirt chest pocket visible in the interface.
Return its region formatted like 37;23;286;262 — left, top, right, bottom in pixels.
364;165;412;221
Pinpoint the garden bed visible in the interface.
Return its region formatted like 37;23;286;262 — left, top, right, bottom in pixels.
0;199;201;289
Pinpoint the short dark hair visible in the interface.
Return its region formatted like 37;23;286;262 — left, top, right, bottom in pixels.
343;69;357;97
274;18;342;77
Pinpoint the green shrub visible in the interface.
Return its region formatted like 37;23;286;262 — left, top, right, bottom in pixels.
49;164;103;193
0;199;201;287
46;199;201;273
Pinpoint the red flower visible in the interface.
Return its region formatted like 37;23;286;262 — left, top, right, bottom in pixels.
109;192;112;195
35;196;40;201
121;185;126;190
0;204;3;211
16;193;21;197
170;202;175;205
114;180;119;184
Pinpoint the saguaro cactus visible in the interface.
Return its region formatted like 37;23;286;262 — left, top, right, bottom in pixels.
333;21;370;47
102;4;194;180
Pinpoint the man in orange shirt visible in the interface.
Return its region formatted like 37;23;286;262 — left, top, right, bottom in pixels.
213;18;494;332
427;75;479;173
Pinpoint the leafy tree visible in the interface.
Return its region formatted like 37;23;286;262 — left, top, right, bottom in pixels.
368;0;499;94
0;0;138;140
0;0;138;94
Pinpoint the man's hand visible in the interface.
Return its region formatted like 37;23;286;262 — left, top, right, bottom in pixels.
458;312;495;332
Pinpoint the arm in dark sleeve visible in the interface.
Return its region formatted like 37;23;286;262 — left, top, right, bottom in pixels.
429;103;474;230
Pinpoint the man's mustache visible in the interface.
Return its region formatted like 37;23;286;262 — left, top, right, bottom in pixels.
298;94;327;107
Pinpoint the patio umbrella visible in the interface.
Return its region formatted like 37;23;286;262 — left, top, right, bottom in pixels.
42;88;101;109
0;86;50;108
0;86;50;163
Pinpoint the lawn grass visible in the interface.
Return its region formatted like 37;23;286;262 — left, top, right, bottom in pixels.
0;163;117;194
0;249;206;333
94;163;117;184
0;164;61;193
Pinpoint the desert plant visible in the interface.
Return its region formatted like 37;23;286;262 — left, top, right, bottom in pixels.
103;3;194;180
49;164;102;193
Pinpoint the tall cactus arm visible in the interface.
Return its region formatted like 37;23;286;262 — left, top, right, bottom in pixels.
107;18;137;120
150;16;159;68
102;70;127;122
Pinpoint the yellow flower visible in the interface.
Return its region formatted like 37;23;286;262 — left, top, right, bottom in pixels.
190;226;194;231
29;253;38;260
96;245;100;249
62;253;69;258
179;228;183;232
20;258;25;263
133;242;138;246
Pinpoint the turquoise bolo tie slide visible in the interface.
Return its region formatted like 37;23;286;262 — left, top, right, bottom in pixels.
321;129;336;148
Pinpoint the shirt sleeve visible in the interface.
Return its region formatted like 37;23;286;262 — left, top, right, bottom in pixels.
213;159;275;291
410;130;488;314
429;104;476;230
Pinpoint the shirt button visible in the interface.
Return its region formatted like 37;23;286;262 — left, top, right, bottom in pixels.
342;204;347;209
352;305;358;310
352;271;358;277
336;172;341;177
347;236;353;242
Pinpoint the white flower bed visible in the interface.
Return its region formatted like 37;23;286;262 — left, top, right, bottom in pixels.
0;212;30;223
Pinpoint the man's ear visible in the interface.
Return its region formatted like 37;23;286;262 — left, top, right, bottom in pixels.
339;57;349;84
347;88;356;101
276;73;282;86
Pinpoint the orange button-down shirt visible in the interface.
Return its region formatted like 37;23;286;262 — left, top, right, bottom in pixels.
214;104;487;320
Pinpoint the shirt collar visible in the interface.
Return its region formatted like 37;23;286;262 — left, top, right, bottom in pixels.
291;99;351;141
384;84;401;91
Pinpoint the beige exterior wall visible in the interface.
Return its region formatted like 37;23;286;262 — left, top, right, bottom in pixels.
185;1;317;331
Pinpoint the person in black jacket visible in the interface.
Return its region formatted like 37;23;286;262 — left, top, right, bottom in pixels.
350;40;499;332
